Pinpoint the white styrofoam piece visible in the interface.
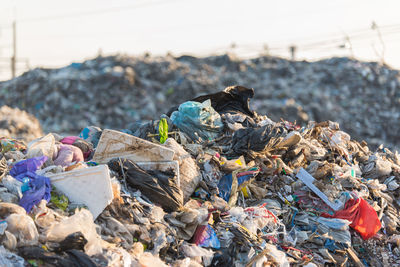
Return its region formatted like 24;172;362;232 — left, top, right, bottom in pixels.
296;168;342;211
136;160;180;186
47;165;113;219
93;129;175;164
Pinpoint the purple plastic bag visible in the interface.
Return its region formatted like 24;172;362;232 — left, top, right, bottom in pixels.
18;171;51;212
10;156;48;179
10;156;51;213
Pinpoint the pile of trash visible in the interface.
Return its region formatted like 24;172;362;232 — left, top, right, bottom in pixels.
0;54;399;151
0;85;399;266
0;106;43;142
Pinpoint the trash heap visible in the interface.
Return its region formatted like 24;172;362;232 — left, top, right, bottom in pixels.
0;54;399;151
0;85;399;266
0;106;43;142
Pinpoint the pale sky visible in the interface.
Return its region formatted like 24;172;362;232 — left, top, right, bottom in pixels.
1;0;400;80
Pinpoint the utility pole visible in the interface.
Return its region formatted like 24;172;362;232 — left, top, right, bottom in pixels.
11;20;16;78
262;44;269;56
289;45;297;60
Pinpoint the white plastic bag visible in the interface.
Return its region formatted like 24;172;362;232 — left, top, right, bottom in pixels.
46;209;102;255
6;213;39;247
26;133;56;164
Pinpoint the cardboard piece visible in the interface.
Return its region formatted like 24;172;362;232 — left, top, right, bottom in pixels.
93;129;175;164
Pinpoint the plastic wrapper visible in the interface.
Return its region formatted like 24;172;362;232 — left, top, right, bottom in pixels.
33;200;64;230
218;167;260;206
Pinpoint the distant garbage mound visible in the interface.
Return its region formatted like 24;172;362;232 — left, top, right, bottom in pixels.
0;54;399;150
0;106;43;142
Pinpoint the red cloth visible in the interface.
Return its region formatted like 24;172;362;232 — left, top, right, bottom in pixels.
322;198;381;240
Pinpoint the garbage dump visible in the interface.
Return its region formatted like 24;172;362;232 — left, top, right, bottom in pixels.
0;106;43;142
0;54;399;151
0;85;400;266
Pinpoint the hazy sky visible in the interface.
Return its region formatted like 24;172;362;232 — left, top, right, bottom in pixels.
1;0;400;80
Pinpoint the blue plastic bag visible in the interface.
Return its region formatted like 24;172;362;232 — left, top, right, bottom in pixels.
192;224;221;249
171;100;223;142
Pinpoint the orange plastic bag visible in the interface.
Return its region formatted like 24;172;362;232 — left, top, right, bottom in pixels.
323;198;381;240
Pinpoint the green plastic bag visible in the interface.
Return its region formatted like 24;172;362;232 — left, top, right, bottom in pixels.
50;189;69;211
159;118;168;144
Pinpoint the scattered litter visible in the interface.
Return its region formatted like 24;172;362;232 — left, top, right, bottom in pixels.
0;84;398;266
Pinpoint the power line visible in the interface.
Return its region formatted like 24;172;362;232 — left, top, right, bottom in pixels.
16;0;183;24
209;23;400;58
300;29;400;52
271;26;400;53
0;0;181;30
